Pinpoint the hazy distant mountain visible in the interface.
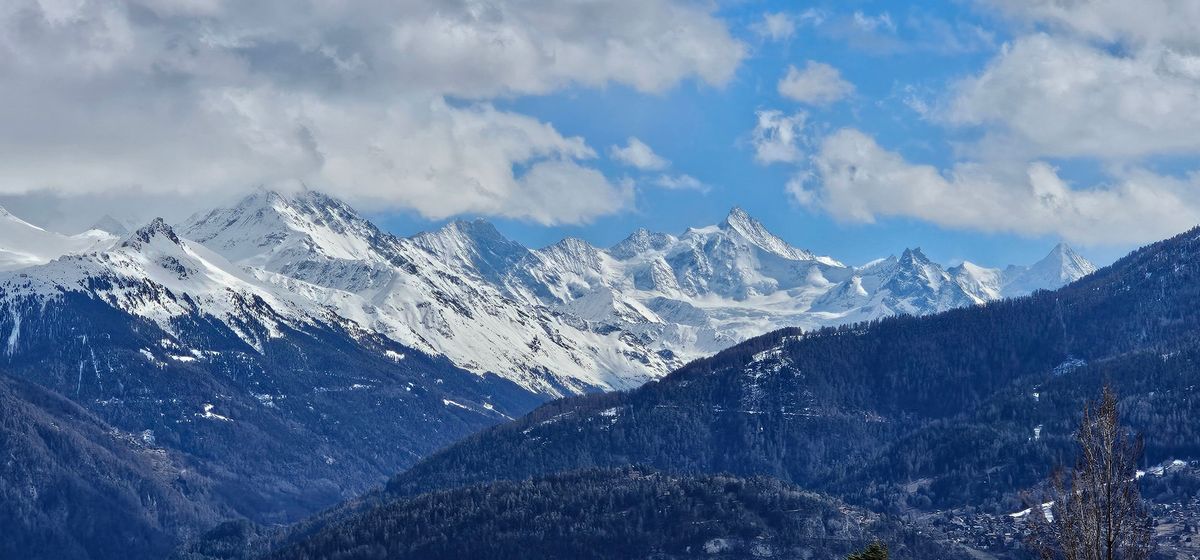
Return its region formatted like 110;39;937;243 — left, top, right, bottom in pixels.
0;206;115;271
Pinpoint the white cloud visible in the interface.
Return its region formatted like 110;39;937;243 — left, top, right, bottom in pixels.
0;0;745;224
777;61;854;106
795;129;1200;245
985;0;1200;51
610;138;670;171
652;174;708;192
946;1;1200;162
751;12;797;42
948;34;1200;160
751;110;808;165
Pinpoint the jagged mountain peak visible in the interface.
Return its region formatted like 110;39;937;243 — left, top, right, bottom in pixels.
1034;242;1096;279
608;228;675;260
1001;242;1097;297
700;207;840;266
547;236;598;254
718;206;782;247
898;247;930;263
411;218;529;281
535;237;607;274
419;218;515;250
122;217;182;248
234;188;365;229
721;206;754;228
181;189;388;267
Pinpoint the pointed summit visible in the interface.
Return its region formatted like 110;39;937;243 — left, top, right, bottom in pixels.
181;189;388;267
718;207;775;243
1036;243;1096;281
411;218;529;282
1001;243;1097;297
721;206;754;229
712;206;839;264
899;247;930;263
121;217;182;249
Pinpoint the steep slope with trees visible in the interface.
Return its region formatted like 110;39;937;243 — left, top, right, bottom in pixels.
384;225;1200;515
262;469;959;560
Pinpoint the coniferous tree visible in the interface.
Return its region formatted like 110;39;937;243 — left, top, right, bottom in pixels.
847;541;888;560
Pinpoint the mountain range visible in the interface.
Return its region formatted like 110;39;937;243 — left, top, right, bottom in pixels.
236;215;1200;560
1;190;1093;400
0;189;1099;559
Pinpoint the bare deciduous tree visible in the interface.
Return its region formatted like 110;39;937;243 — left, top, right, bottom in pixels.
1028;386;1154;560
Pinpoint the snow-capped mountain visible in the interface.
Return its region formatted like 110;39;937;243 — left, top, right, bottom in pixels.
0;207;115;271
0;215;542;526
5;218;292;329
0;194;1101;537
1001;242;1098;297
811;248;980;321
466;207;854;363
0;194;1097;400
181;190;672;396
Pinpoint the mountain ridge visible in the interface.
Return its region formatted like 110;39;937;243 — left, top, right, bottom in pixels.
0;192;1098;397
213;221;1200;560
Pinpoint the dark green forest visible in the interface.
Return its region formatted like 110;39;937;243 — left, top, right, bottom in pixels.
258;468;957;560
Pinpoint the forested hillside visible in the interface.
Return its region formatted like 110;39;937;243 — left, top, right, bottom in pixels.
179;223;1200;560
384;225;1200;516
0;375;223;560
261;469;960;560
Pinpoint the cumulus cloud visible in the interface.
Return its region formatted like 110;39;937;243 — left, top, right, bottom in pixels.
945;0;1200;162
985;0;1200;50
948;34;1200;160
0;0;745;225
751;110;809;165
777;1;1200;245
610;138;670;171
777;61;854;106
794;129;1200;245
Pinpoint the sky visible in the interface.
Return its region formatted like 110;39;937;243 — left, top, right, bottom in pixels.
3;1;1200;268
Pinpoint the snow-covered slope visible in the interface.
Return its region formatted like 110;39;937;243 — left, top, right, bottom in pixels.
182;191;671;396
309;200;1095;372
1002;243;1098;297
811;249;980;322
0;216;544;528
0;191;1097;399
489;211;1093;363
0;206;116;271
0;218;327;351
